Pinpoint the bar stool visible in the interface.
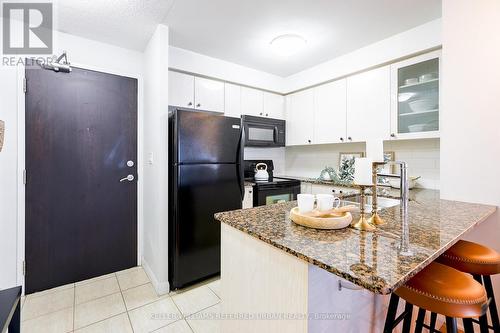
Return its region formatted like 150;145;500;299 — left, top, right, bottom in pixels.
384;262;488;333
437;240;500;332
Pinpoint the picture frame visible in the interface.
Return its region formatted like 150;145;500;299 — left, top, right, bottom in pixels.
338;152;365;165
381;151;396;174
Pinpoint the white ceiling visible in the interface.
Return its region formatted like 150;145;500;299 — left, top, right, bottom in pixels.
51;0;441;77
54;0;175;51
165;0;441;76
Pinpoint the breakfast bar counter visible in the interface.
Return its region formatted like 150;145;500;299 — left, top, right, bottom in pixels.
214;191;496;332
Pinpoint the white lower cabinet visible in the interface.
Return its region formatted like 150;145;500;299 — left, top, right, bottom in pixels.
242;185;254;209
310;184;355;196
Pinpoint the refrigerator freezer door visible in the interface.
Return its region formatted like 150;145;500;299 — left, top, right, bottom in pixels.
170;163;243;289
176;110;242;164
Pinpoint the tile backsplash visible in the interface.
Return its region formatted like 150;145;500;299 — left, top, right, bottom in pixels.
244;139;440;190
284;138;440;190
244;147;286;175
384;139;440;190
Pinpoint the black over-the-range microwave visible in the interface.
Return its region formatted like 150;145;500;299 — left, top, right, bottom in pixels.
241;115;285;147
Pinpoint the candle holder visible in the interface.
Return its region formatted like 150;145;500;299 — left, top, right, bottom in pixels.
351;185;376;232
368;162;386;226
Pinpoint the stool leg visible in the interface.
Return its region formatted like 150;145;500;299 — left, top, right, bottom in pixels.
429;312;437;332
474;274;491;333
402;302;414;333
414;308;426;333
384;293;399;333
446;317;458;333
462;318;474;333
483;275;500;332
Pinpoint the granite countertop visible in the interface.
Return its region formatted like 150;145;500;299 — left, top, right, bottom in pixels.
214;193;496;294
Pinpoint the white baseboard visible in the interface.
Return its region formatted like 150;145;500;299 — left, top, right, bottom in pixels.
141;257;170;295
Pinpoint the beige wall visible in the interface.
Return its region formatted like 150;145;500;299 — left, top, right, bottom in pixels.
441;0;500;309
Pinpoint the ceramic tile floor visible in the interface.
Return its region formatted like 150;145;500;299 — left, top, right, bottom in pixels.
21;267;222;333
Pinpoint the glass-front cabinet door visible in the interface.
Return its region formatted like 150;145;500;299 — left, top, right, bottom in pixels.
390;50;441;139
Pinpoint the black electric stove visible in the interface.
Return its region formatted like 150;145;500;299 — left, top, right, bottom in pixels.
244;160;301;206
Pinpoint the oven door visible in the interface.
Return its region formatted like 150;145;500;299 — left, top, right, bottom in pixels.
254;184;300;206
242;116;285;147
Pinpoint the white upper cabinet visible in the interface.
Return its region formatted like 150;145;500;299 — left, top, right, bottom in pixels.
390;50;441;140
194;77;224;113
313;79;347;144
241;87;264;117
346;66;391;142
286;89;314;146
169;71;224;113
169;71;195;108
224;83;242;118
263;92;285;119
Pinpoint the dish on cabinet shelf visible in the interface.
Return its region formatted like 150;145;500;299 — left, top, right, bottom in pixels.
407;124;427;132
404;78;419;85
419;72;438;82
408;98;438;113
399;78;438;89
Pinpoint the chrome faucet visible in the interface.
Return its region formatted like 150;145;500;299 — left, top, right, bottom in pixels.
375;161;409;207
373;161;413;256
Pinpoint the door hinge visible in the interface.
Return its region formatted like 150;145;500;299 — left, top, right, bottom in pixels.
23;260;26;276
23;169;27;185
23;77;27;93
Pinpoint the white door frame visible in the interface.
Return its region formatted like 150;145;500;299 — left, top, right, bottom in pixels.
16;62;144;293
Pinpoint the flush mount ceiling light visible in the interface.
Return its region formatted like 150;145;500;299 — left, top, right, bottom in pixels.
270;34;307;56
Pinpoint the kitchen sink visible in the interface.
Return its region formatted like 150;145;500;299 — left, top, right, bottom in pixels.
342;195;400;210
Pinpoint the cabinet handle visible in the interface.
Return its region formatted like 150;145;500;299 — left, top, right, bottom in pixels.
390;133;396;138
308;139;311;143
348;137;352;141
332;189;336;193
266;113;269;117
188;102;193;106
340;137;344;142
196;103;201;107
260;112;263;116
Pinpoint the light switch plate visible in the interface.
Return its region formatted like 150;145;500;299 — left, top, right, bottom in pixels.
148;152;154;165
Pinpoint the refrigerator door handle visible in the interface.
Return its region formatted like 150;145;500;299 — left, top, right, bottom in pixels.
236;122;245;201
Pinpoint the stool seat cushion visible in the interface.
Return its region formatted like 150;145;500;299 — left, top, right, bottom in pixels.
395;262;487;318
437;240;500;276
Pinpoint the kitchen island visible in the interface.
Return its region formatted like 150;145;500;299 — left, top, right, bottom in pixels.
214;191;496;332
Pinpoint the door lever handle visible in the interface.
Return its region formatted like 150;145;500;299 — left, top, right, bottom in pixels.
120;174;134;182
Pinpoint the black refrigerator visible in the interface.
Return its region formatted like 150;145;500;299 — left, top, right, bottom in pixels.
168;107;244;289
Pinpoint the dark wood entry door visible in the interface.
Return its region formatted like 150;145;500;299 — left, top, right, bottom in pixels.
25;66;138;294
